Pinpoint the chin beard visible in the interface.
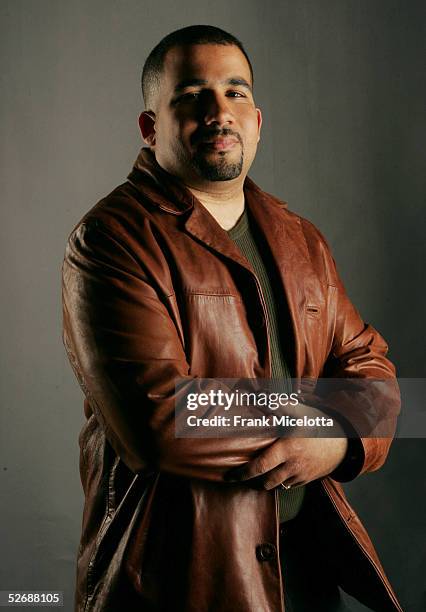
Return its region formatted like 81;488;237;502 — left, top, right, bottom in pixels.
191;150;244;181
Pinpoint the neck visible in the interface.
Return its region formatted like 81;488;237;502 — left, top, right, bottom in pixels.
186;182;245;231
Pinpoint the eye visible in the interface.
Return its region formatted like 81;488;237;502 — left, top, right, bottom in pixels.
179;92;201;101
227;91;246;98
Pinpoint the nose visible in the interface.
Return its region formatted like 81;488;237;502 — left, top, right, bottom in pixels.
201;91;234;127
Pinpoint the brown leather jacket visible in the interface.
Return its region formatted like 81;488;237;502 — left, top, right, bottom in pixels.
62;148;403;611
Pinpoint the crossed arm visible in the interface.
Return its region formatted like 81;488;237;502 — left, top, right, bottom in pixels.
62;219;400;487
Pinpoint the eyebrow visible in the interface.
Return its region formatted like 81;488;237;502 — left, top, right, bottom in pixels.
173;77;252;94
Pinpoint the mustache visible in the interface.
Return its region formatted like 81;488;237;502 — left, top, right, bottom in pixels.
192;127;243;146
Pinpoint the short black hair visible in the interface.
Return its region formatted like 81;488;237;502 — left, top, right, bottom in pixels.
141;25;253;110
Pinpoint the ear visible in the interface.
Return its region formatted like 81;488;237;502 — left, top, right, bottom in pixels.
139;111;156;147
256;107;263;143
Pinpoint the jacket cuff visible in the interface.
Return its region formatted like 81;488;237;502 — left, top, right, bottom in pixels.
329;436;365;482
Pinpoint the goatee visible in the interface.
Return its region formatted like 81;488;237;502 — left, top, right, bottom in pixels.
191;150;244;181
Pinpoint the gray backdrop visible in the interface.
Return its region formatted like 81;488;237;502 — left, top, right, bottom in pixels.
1;1;425;610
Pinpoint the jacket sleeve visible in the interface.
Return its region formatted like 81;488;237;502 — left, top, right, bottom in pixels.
62;219;277;481
308;227;401;482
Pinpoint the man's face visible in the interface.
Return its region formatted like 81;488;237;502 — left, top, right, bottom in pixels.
140;44;262;187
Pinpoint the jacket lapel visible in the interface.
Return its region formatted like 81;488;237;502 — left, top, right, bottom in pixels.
183;202;257;274
244;179;313;379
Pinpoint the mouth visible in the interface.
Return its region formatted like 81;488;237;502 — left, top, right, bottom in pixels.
198;137;239;152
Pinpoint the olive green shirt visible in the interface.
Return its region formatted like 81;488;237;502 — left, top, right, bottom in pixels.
227;207;305;522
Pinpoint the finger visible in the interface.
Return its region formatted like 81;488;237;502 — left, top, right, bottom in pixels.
224;443;286;482
262;464;298;491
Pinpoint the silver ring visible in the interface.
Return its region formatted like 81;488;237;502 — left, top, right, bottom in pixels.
280;483;291;490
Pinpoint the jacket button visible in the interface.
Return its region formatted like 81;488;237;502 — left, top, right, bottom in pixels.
256;543;277;562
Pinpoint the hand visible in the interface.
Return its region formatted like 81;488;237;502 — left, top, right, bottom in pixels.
225;436;348;489
224;434;348;490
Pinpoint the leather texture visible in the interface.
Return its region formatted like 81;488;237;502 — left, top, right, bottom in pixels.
62;148;403;611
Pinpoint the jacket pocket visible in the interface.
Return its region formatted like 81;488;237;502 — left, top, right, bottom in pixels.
305;303;321;318
178;292;261;377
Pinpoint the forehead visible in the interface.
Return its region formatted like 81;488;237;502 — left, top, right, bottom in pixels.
161;44;252;88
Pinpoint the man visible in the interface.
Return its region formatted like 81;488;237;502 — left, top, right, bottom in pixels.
62;26;402;611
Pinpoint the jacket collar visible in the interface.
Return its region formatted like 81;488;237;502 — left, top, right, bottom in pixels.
126;148;308;274
127;147;289;216
126;148;293;265
127;148;195;215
